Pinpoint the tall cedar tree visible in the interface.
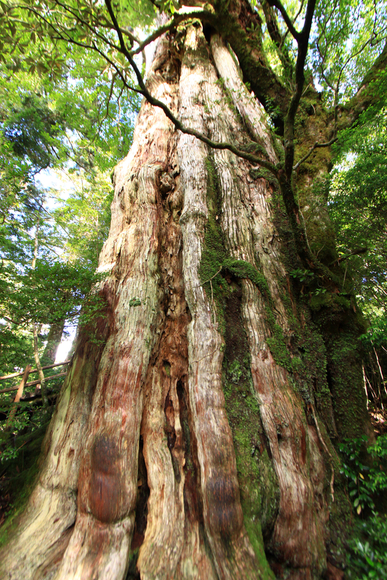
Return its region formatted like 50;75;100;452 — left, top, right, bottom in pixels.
1;0;387;578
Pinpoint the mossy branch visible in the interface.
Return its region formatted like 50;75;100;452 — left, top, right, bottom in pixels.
330;247;368;266
293;136;337;170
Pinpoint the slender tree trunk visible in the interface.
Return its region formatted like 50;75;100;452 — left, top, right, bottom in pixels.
0;27;369;580
42;321;66;365
31;223;47;407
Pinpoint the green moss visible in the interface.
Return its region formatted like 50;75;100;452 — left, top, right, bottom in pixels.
198;156;229;331
249;167;279;188
266;317;292;372
215;77;240;121
222;258;271;302
240;140;268;158
326;486;354;569
222;284;279;561
324;328;369;440
244;519;276;580
309;291;351;312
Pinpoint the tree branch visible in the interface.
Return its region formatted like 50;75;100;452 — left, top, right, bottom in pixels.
284;0;316;176
130;7;212;56
103;0;277;173
266;0;300;40
330;247;368;266
293;137;337;170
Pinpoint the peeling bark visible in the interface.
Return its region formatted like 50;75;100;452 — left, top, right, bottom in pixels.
1;24;369;580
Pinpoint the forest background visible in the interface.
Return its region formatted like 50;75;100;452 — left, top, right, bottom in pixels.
0;0;387;578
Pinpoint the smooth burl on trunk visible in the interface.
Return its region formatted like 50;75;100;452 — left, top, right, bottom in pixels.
0;25;369;580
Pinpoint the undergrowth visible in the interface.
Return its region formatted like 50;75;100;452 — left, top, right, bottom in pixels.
339;434;387;579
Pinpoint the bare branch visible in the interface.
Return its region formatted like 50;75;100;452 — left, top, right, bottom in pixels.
284;0;317;176
293;137;337;170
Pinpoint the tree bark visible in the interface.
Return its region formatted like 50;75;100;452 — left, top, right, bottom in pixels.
0;25;369;580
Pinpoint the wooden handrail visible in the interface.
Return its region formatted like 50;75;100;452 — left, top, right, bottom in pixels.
0;360;71;381
0;372;68;395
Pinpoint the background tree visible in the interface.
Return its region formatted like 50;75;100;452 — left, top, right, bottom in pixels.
0;26;138;497
0;19;140;374
0;0;387;579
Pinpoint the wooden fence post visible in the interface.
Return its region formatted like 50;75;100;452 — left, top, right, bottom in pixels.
6;365;32;429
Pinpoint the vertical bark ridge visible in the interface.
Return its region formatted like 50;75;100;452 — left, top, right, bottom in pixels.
174;373;219;580
53;38;180;580
243;290;327;579
210;34;277;164
137;132;215;578
179;26;266;579
208;35;328;579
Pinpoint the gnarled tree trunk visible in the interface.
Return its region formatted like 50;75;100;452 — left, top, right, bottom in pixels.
0;25;369;580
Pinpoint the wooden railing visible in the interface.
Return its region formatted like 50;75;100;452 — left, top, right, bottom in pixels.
0;360;70;396
0;360;70;428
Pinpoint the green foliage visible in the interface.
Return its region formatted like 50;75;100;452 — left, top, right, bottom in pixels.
0;326;34;373
339;435;387;514
0;0;141;378
290;267;315;284
346;514;387;580
360;318;387;349
311;0;387;105
339;434;387;578
2;260;96;325
329;108;387;340
0;418;51;548
51;170;114;269
2;94;63;171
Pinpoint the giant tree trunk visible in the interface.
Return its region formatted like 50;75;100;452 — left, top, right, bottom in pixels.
0;26;369;580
